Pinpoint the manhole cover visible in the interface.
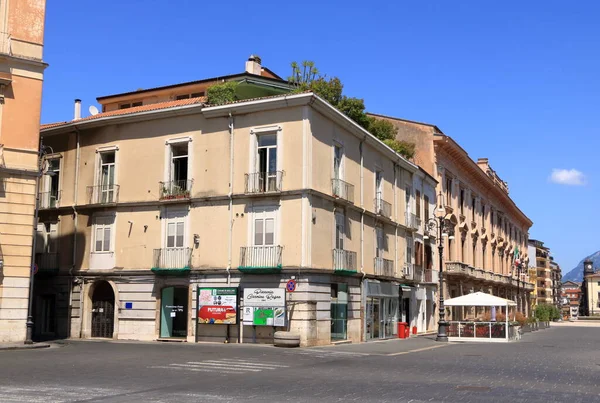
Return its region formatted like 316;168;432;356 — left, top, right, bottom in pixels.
456;386;491;392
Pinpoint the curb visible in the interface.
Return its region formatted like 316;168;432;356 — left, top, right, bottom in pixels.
0;343;51;351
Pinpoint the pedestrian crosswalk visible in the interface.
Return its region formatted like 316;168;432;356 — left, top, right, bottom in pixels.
150;358;289;375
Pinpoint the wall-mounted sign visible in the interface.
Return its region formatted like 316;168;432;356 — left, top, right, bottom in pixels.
286;279;297;292
243;288;285;307
242;288;286;326
197;287;238;325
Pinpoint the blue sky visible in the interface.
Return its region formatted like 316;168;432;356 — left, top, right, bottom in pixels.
41;1;600;274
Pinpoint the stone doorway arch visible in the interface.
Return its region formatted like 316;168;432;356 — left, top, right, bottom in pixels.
89;280;116;338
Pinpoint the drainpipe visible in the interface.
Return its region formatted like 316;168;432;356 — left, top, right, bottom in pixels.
226;113;234;285
360;138;365;280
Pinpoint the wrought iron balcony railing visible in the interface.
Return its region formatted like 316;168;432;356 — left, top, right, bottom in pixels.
333;248;357;273
239;245;283;270
159;180;192;200
39;191;61;209
35;253;59;273
87;185;119;204
152;247;192;271
374;193;392;219
245;171;284;193
405;212;421;231
331;179;355;204
374;257;394;277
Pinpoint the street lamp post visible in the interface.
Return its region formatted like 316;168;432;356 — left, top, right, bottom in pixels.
24;141;54;345
424;192;455;343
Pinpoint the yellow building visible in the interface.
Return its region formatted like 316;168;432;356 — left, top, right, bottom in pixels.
368;114;534;316
0;0;47;342
585;272;600;316
37;58;440;345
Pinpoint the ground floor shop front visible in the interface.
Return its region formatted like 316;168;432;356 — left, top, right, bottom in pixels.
33;271;437;345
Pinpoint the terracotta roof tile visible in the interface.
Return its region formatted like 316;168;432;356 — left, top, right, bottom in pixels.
41;97;206;131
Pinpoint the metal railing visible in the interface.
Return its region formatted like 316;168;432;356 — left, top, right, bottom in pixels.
405;212;421;231
447;321;516;341
239;245;283;269
39;191;61;209
87;185;120;204
403;262;413;279
374;257;394;277
0;32;11;55
152;247;192;269
374;193;392;218
333;249;357;272
245;171;284;193
331;179;355;203
35;253;59;272
159;179;192;200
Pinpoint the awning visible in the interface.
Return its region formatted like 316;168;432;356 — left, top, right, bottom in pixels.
365;280;399;298
444;291;516;307
399;284;413;293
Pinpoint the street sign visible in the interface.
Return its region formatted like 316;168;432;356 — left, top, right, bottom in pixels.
286;279;297;292
32;264;38;275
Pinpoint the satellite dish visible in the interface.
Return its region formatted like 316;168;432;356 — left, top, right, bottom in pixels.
89;105;99;116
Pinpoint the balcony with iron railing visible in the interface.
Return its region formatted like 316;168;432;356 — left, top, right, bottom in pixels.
35;253;59;274
87;185;120;205
374;193;392;219
159;180;193;200
331;179;355;204
374;257;394;277
239;245;283;273
245;171;283;194
405;212;421;231
151;247;192;275
39;191;61;209
333;248;357;274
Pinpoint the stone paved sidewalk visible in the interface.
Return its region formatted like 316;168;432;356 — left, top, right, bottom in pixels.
0;342;50;351
306;334;446;356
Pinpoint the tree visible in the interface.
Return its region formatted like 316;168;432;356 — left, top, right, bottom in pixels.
289;60;416;160
206;81;238;105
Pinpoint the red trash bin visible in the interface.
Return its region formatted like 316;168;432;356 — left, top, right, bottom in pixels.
397;322;407;339
412;326;417;335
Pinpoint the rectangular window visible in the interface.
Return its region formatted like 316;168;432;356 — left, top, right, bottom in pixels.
415;190;421;219
165;213;186;249
93;216;114;252
406;240;413;264
424;195;430;221
253;207;277;246
459;189;464;215
119;103;130;109
472;197;476;221
445;177;452;206
191;92;205;98
257;134;278;191
335;212;345;250
405;186;412;214
131;101;142;107
170;143;189;183
44;158;61;207
176;94;190;100
375;170;383;197
414;242;423;267
333;144;343;180
99;151;116;203
375;226;384;257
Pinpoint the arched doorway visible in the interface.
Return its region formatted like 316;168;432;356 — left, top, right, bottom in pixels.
91;281;115;338
160;287;188;338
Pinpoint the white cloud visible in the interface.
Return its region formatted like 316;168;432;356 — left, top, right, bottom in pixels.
549;169;586;186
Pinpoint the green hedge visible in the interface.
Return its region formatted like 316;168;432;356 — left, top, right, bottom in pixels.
534;304;560;321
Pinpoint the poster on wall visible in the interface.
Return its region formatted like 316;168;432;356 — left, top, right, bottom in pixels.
197;287;238;325
242;288;286;326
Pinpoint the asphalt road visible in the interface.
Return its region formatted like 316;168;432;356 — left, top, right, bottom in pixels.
0;325;599;403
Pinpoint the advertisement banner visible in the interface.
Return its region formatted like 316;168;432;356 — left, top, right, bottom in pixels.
243;288;285;307
197;287;238;325
242;288;286;326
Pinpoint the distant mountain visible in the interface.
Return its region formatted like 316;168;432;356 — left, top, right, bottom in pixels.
562;250;600;282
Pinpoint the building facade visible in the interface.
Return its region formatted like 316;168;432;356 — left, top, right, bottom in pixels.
368;114;534;316
37;65;439;345
527;239;561;308
583;271;600;317
0;0;47;342
561;280;580;319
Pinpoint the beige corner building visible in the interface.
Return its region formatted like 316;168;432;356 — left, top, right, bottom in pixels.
368;114;534;316
0;0;47;342
37;58;440;345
